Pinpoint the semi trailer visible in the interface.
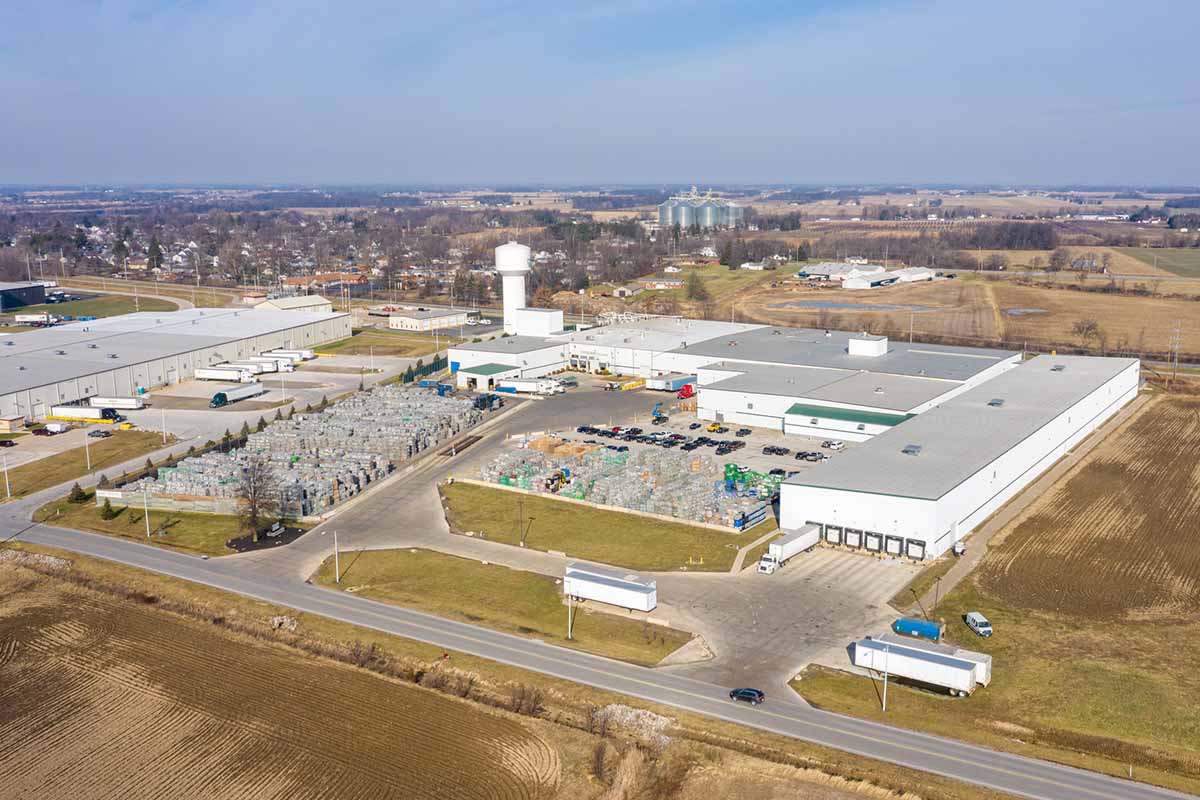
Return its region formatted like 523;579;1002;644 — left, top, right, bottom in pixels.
563;564;657;612
88;396;145;410
209;382;266;408
48;405;123;423
646;373;696;392
757;524;821;574
853;635;990;696
263;348;314;362
495;379;564;395
195;367;256;383
248;356;295;372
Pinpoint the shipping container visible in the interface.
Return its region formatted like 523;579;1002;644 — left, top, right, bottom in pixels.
88;396;145;410
210;382;267;408
563;563;657;612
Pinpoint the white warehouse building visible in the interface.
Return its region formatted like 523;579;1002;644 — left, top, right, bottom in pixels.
0;308;351;420
779;355;1140;559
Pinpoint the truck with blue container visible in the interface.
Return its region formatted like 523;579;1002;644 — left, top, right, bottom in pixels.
892;616;945;642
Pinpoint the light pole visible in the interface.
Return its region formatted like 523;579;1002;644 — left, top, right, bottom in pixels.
567;591;575;641
160;407;167;445
3;455;10;499
882;643;890;712
143;486;151;538
322;529;340;583
933;576;942;612
83;429;91;472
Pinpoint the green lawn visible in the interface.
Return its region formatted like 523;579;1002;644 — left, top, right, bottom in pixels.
793;578;1200;795
739;528;783;571
0;433;26;441
1117;247;1200;278
441;482;747;571
888;551;959;608
0;431;173;502
319;328;463;358
34;492;242;557
22;294;178;318
61;277;236;308
313;549;692;666
637;262;783;302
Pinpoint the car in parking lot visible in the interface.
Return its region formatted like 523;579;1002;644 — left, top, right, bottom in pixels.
688;422;702;430
728;687;765;705
761;445;790;456
707;423;728;433
726;440;745;451
735;428;752;437
821;440;845;451
0;439;15;448
32;428;56;436
87;429;113;439
768;467;787;476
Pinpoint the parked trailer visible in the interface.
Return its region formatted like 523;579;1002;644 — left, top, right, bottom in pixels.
892;617;945;642
48;405;122;423
44;422;72;434
853;636;982;696
264;348;314;361
563;563;657;612
216;361;267;375
209;382;267;408
15;313;54;324
758;523;821;574
876;632;991;685
195;367;256;383
497;379;563;395
88;396;145;410
247;355;295;372
646;373;696;392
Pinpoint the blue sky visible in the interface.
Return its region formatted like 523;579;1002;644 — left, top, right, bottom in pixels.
1;0;1197;185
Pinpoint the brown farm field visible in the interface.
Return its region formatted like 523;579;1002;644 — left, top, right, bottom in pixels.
0;569;566;800
796;394;1200;794
737;275;1200;357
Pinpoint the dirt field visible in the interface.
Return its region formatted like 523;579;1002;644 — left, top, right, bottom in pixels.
738;275;1200;356
0;570;564;799
980;394;1200;617
795;394;1200;793
319;328;461;357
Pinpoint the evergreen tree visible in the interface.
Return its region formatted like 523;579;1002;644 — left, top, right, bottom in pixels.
68;482;88;503
100;498;117;520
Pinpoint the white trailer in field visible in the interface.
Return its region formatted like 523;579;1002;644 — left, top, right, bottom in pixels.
563;563;657;612
852;635;986;696
875;632;992;686
757;524;821;574
195;367;255;383
88;396;145;410
248;355;295;372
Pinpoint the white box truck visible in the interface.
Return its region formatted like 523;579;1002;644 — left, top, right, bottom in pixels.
48;405;123;423
195;367;255;383
758;524;821;574
209;382;266;408
563;564;657;612
88;396;145;410
853;636;981;696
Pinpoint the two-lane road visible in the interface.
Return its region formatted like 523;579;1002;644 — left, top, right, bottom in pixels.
9;523;1193;800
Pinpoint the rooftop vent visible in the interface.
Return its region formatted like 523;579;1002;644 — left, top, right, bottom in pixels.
874;386;884;394
901;444;923;456
1051;364;1066;372
824;330;832;338
772;329;782;336
88;343;97;349
3;340;12;346
107;353;119;359
988;398;1005;407
18;365;25;370
55;350;66;355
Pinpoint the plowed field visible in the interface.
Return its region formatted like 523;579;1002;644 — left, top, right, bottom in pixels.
980;394;1200;619
0;583;559;800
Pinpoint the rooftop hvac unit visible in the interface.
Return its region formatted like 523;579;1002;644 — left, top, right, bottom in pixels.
902;444;922;456
1051;364;1066;372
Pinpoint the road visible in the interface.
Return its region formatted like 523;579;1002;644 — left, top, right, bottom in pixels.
7;522;1191;800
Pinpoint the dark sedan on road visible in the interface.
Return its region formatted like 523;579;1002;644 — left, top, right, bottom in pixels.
729;687;765;705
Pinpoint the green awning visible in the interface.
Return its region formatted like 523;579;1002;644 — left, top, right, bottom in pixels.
785;403;913;427
458;362;518;376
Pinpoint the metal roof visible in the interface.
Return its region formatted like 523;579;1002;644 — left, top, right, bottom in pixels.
453;335;565;355
0;308;349;395
671;327;1017;381
857;637;975;671
565;562;655;593
391;308;467;320
785;403;913;427
457;362;518;376
784;355;1139;500
702;362;958;412
255;295;332;310
0;281;43;291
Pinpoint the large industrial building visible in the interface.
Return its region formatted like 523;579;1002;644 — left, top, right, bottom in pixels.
0;307;351;419
0;281;47;311
657;193;744;230
448;243;1141;560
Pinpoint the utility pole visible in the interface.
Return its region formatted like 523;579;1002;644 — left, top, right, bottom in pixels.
3;455;10;499
143;487;151;538
83;430;91;472
1169;321;1182;388
567;592;575;640
160;407;167;445
882;643;890;712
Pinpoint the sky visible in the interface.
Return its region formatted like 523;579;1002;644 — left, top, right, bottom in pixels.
1;0;1197;186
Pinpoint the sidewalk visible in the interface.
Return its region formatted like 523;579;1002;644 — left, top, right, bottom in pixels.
910;391;1151;614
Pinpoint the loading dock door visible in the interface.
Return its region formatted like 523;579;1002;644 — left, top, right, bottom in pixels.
844;528;863;549
864;532;883;552
884;535;904;556
906;539;926;560
823;525;843;545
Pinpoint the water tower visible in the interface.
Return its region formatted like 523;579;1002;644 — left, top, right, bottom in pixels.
495;241;531;335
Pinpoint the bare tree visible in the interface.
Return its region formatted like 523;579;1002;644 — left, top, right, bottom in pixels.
1071;319;1101;349
235;457;279;541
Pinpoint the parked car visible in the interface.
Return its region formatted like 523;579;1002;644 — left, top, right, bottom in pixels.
87;429;113;439
768;468;787;476
32;428;55;436
735;428;752;437
707;423;728;433
688;422;702;430
965;612;993;637
728;687;765;705
0;440;15;448
822;440;845;451
953;541;967;557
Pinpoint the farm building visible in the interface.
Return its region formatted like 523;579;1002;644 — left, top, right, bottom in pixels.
637;276;685;290
779;355;1140;559
387;308;469;332
796;262;886;282
0;308;350;420
254;295;334;314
